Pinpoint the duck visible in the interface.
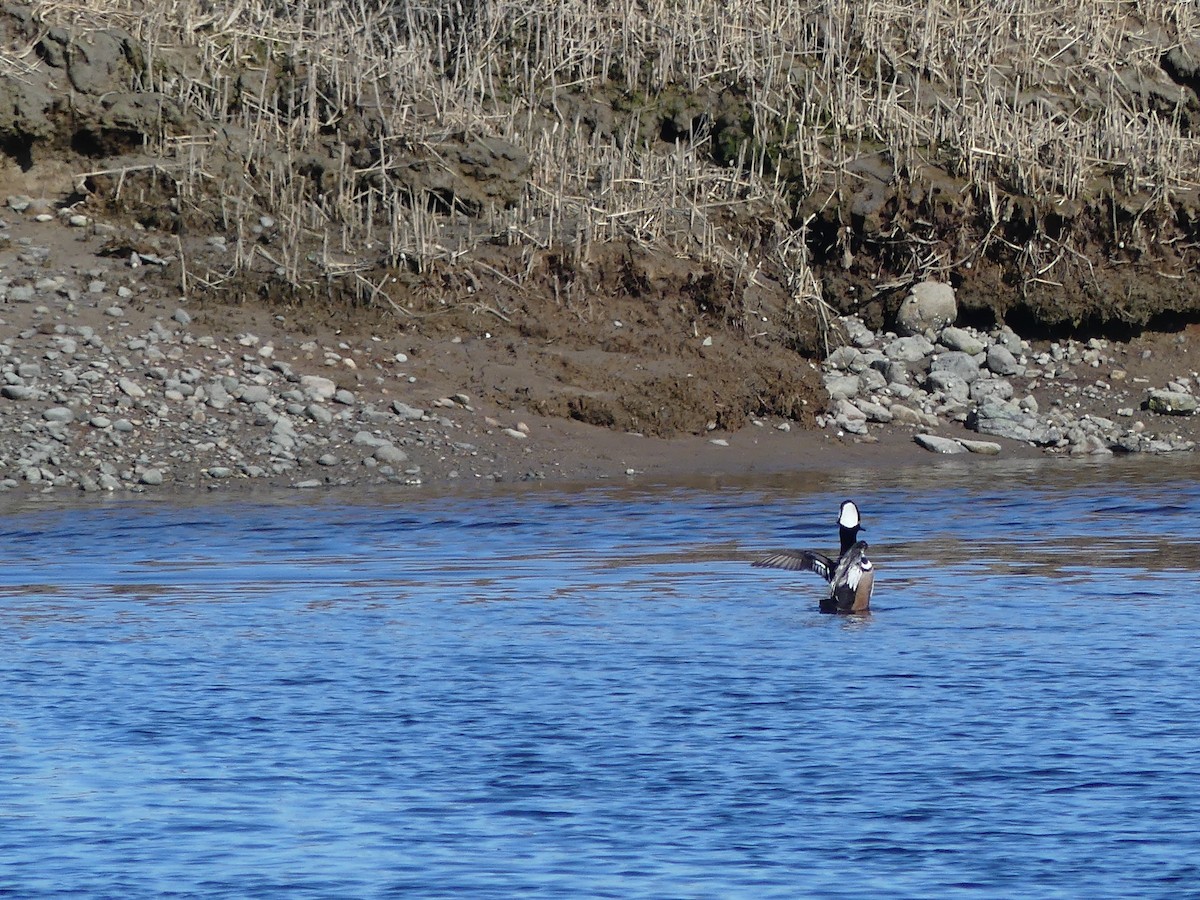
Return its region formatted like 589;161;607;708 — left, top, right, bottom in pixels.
753;499;875;614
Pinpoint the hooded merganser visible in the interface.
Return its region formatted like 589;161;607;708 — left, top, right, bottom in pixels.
753;500;875;614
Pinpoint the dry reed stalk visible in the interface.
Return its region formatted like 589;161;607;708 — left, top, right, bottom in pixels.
19;0;1200;317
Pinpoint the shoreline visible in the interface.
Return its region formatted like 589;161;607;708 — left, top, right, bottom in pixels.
0;213;1197;505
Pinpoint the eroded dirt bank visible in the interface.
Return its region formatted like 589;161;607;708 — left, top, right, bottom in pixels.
1;4;1200;495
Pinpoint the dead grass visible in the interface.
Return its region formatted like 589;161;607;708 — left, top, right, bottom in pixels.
27;0;1200;323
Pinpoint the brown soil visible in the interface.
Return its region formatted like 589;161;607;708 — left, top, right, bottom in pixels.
3;3;1200;490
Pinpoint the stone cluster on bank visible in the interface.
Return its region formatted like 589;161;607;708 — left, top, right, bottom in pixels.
0;217;540;492
817;281;1197;457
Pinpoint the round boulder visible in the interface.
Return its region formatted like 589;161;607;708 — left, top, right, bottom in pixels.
896;281;957;336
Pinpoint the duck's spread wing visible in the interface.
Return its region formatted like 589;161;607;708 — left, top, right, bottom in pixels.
753;550;836;581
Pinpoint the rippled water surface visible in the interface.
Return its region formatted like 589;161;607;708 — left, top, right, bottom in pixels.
3;458;1200;898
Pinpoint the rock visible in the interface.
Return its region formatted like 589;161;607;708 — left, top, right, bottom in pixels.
957;438;1002;455
938;326;985;355
239;384;272;404
824;374;861;401
915;433;966;453
876;358;910;385
969;378;1014;403
890;404;940;428
172;308;192;326
1146;390;1197;415
884;334;935;363
841;316;876;347
392;401;425;420
857;368;887;394
896;281;956;336
833;399;868;435
300;374;338;402
333;389;356;405
967;399;1062;445
373;444;409;464
353;430;385;447
985;344;1020;376
854;399;893;423
43;406;75;423
1069;435;1114;457
826;346;866;371
924;371;970;403
118;377;146;398
929;351;981;383
306;404;333;425
140;468;164;486
1;385;36;400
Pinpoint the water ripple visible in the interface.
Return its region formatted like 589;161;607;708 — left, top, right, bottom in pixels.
1;462;1199;896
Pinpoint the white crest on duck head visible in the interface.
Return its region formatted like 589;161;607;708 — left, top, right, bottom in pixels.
838;500;861;530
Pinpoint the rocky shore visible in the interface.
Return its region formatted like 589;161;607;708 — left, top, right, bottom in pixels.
820;282;1199;458
0;205;570;494
1;206;1197;498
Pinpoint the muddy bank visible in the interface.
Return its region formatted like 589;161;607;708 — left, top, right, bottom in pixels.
1;207;1198;500
1;2;1200;486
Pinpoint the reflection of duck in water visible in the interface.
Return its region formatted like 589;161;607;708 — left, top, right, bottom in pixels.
754;500;875;614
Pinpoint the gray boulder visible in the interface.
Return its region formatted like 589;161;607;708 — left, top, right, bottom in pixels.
958;438;1002;455
840;316;877;348
826;345;866;371
930;351;981;383
833;399;868;435
857;368;887;394
885;334;935;363
824;374;861;401
915;433;966;454
1146;390;1197;415
896;281;956;336
969;377;1014;403
890;404;940;428
985;344;1020;376
924;371;970;403
854;399;893;423
967;399;1062;445
938;326;985;355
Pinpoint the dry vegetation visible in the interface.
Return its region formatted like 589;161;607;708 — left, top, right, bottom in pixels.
14;0;1200;336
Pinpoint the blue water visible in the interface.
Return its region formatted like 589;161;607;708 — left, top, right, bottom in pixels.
2;458;1199;898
